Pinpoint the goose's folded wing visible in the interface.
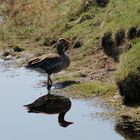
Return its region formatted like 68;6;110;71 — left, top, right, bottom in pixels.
38;56;62;68
26;58;41;66
26;54;61;68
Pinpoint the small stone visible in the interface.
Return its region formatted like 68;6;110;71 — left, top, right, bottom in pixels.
13;46;24;52
73;41;82;48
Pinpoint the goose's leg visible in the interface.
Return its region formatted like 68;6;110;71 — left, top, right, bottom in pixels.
47;74;52;94
47;74;50;93
49;76;52;86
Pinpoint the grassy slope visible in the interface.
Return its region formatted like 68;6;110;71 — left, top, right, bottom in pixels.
116;38;140;82
0;0;140;97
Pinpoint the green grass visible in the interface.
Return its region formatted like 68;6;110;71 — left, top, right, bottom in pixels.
54;75;74;82
115;38;140;82
54;74;116;98
65;81;116;98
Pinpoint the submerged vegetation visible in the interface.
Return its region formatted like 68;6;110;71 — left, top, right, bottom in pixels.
0;0;140;104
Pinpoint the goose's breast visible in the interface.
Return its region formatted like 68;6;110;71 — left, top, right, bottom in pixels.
62;55;70;69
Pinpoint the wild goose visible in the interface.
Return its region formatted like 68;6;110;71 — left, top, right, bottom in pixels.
26;38;72;92
24;94;73;127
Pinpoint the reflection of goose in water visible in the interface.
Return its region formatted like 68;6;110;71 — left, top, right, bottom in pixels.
24;94;73;127
25;38;72;91
115;115;140;140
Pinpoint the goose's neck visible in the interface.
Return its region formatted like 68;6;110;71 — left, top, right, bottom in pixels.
59;51;66;56
57;46;65;56
58;112;66;123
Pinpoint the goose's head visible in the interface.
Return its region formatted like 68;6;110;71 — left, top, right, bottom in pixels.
59;121;74;127
54;38;72;55
58;112;74;127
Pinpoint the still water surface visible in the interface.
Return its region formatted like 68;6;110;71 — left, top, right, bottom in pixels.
0;60;124;140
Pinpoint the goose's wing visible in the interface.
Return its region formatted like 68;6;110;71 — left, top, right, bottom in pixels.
40;55;61;66
26;54;62;69
24;94;55;108
24;95;47;108
27;57;42;66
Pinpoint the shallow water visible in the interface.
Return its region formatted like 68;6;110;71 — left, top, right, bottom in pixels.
0;60;125;140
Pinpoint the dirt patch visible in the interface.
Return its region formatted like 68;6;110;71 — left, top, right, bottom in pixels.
77;47;117;82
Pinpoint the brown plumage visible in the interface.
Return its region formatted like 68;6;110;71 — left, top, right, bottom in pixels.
25;38;72;92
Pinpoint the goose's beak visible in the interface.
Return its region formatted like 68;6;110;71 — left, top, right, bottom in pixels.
53;42;58;48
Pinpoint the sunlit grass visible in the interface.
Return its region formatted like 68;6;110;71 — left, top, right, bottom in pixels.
65;81;116;98
115;38;140;82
